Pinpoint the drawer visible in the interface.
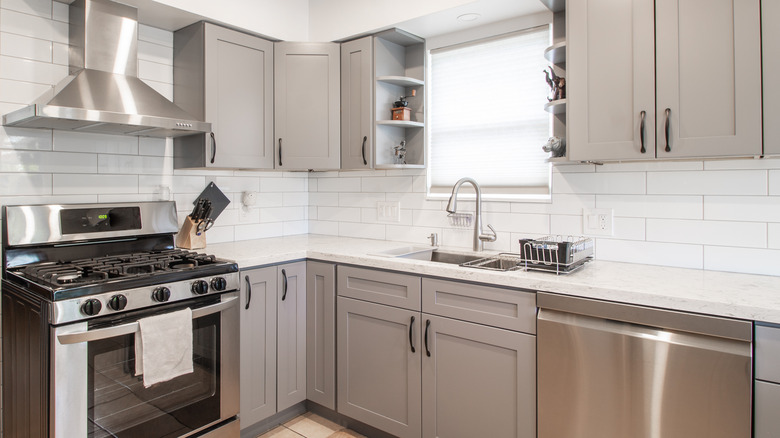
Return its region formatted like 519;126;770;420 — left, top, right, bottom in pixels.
756;325;780;383
422;278;536;334
337;266;421;311
755;380;780;438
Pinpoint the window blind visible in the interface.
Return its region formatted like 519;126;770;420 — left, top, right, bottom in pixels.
428;26;551;198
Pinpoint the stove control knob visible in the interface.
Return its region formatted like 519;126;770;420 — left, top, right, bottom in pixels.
108;294;128;311
81;299;102;316
153;287;171;302
211;277;228;291
191;280;209;295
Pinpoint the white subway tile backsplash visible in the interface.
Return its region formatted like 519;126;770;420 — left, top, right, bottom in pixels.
646;219;767;248
413;209;452;228
53;174;138;195
0;126;51;150
0;173;50;195
97;193;157;203
54;130;138;154
98;155;171;175
52;42;66;65
553;172;646;194
309;220;339;236
284;220;308;235
138;24;173;47
260;206;305;223
485;212;550;235
0;78;50;104
261;177;306;192
597;161;703;172
596;194;703;219
385;224;442;245
1;0;52;19
610;217;646;241
51;0;67;22
1;150;95;173
385;192;443;210
137;40;173;66
256;193;285;208
704;246;780;276
138;137;172;157
412;175;427;192
0;55;66;84
339;222;384;240
317;177;361;192
283;192;309;206
338;192;385;208
0;32;52;62
596;239;704;269
361;176;414;193
769;171;780;195
703;158;780;170
309;192;339;207
0;9;66;43
214;176;260;193
137;59;172;84
769;224;780;250
318;206;361;223
647;170;767;195
204;225;234;244
141;79;173;101
0;194;96;205
234;222;284;240
704;196;780;222
550;214;582;236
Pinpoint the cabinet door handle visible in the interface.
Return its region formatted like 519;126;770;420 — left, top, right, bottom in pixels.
278;138;283;166
409;316;416;353
424;319;431;357
281;268;288;301
210;132;217;164
664;108;671;152
244;275;252;310
639;110;646;154
361;135;367;165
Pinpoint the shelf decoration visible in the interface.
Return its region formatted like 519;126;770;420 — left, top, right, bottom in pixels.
544;68;565;102
391;89;415;121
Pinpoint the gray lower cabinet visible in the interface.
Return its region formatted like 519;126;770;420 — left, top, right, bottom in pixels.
173;22;274;169
421;314;536;438
755;324;780;437
240;262;306;431
337;296;422;438
274;42;341;170
306;261;336;409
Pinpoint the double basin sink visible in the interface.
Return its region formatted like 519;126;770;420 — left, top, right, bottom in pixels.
373;246;520;272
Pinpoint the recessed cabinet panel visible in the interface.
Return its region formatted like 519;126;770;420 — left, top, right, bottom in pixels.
341;37;373;169
277;262;306;412
306;262;336;409
568;0;655;161
655;0;761;158
274;42;340;170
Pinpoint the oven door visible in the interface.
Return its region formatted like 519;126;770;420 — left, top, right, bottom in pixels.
51;292;239;438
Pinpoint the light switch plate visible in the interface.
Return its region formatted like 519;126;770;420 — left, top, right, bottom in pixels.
377;201;401;223
583;208;614;236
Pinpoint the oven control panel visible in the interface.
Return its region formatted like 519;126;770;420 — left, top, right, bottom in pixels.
52;272;240;325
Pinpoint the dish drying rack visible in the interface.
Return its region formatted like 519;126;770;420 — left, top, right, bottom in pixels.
462;235;594;275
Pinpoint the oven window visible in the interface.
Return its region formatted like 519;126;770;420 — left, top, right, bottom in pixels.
87;312;221;437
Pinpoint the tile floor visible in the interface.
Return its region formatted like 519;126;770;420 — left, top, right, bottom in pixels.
258;412;366;438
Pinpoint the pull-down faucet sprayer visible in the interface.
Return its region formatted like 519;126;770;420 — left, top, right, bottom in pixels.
446;177;497;252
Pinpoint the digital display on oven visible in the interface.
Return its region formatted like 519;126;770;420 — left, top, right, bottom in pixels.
60;207;142;234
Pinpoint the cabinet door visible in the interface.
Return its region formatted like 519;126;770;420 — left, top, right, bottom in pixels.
239;267;277;427
340;37;374;169
421;315;536;438
204;24;274;168
277;262;307;412
763;0;780;155
274;42;341;170
337;297;422;438
306;261;336;409
655;0;761;158
755;380;780;438
568;0;656;161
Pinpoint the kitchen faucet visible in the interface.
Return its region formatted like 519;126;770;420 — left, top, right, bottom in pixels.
446;177;497;251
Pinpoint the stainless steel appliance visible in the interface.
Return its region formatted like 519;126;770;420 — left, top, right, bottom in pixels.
1;0;210;138
537;292;752;438
1;202;239;438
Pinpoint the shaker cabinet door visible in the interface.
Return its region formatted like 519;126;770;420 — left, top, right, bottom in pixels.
277;262;307;412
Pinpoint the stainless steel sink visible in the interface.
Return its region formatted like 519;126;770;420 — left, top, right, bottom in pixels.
428;251;483;265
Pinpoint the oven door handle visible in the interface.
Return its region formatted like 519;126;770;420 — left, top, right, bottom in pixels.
56;296;239;345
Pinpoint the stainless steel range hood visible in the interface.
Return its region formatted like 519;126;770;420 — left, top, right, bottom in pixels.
2;0;210;138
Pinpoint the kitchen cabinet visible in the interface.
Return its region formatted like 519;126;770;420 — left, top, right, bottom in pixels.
305;261;335;409
568;0;762;161
540;0;567;161
274;42;340;170
336;267;536;438
755;324;780;437
764;0;780;156
340;37;374;169
239;262;306;431
173;22;274;169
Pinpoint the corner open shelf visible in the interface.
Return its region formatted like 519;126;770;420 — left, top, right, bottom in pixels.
376;120;424;128
376;76;424;87
544;99;567;114
544;41;566;64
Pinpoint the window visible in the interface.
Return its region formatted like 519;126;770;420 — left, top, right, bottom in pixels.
427;26;551;200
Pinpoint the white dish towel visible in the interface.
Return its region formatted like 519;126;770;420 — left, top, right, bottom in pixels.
135;308;194;388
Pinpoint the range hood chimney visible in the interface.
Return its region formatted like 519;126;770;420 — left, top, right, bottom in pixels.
2;0;210;138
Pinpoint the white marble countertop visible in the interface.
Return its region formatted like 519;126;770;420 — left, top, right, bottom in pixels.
206;234;780;324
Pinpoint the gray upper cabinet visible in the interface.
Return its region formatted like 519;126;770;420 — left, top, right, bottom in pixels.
274;42;341;170
340;37;374;169
337;296;422;438
568;0;762;161
306;261;336;409
764;0;780;156
421;314;536;438
240;266;277;428
277;262;307;412
173;22;274;169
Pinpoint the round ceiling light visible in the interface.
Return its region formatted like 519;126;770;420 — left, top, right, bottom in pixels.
457;13;481;22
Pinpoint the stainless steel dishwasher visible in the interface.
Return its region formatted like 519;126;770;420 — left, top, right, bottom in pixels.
537;292;752;438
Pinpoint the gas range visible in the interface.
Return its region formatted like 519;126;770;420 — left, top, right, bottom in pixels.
2;201;239;324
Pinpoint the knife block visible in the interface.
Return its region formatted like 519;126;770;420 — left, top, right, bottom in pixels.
176;216;206;250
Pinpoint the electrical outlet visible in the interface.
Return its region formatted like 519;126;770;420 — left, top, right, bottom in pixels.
377;201;401;223
583;208;614;236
